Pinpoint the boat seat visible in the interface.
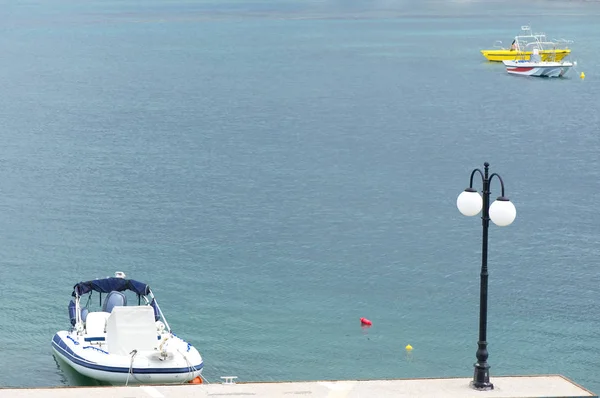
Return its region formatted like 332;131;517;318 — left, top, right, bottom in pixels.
81;307;89;323
68;300;90;326
84;311;110;342
105;306;156;355
102;291;127;313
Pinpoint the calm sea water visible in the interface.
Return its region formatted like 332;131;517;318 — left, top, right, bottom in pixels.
1;0;600;393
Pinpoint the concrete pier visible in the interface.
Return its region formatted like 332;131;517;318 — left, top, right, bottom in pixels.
0;375;596;398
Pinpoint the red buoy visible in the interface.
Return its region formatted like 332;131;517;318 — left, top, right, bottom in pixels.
360;317;372;326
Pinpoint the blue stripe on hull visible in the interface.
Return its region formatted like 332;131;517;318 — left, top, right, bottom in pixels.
52;334;203;374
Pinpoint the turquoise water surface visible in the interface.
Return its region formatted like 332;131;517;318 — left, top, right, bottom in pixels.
1;0;600;393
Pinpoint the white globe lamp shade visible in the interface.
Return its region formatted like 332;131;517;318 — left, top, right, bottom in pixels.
489;197;516;226
457;188;482;216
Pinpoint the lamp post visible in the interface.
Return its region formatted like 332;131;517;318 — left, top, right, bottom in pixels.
456;162;516;391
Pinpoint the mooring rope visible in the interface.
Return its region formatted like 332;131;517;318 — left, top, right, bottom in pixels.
125;349;138;386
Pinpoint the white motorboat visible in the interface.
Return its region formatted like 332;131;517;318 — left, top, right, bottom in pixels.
503;48;573;78
52;272;203;385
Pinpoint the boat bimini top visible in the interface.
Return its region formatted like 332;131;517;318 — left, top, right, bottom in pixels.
68;272;171;333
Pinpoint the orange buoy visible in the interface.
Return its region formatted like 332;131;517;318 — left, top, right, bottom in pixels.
189;376;203;384
360;317;372;326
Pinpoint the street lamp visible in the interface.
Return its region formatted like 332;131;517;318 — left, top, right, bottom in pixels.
456;162;516;391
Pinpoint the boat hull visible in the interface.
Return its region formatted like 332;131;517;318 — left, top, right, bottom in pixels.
481;49;571;62
502;60;573;77
52;332;203;385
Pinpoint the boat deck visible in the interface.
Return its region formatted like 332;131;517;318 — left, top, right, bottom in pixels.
0;375;596;398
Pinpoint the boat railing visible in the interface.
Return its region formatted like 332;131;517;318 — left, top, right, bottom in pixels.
523;40;569;52
552;38;573;48
520;24;547;38
492;40;505;49
513;27;553;47
142;290;172;333
514;35;542;51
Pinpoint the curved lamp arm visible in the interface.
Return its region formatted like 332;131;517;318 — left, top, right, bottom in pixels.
457;164;516;226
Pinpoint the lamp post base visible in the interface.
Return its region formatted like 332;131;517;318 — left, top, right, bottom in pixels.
470;380;494;391
471;363;494;391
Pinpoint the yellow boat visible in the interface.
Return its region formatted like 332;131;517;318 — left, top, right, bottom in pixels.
481;25;572;62
481;48;571;62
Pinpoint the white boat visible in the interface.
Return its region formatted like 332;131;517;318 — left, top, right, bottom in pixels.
52;272;203;385
503;48;573;78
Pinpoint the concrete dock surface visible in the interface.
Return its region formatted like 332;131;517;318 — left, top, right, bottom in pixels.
0;375;596;398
